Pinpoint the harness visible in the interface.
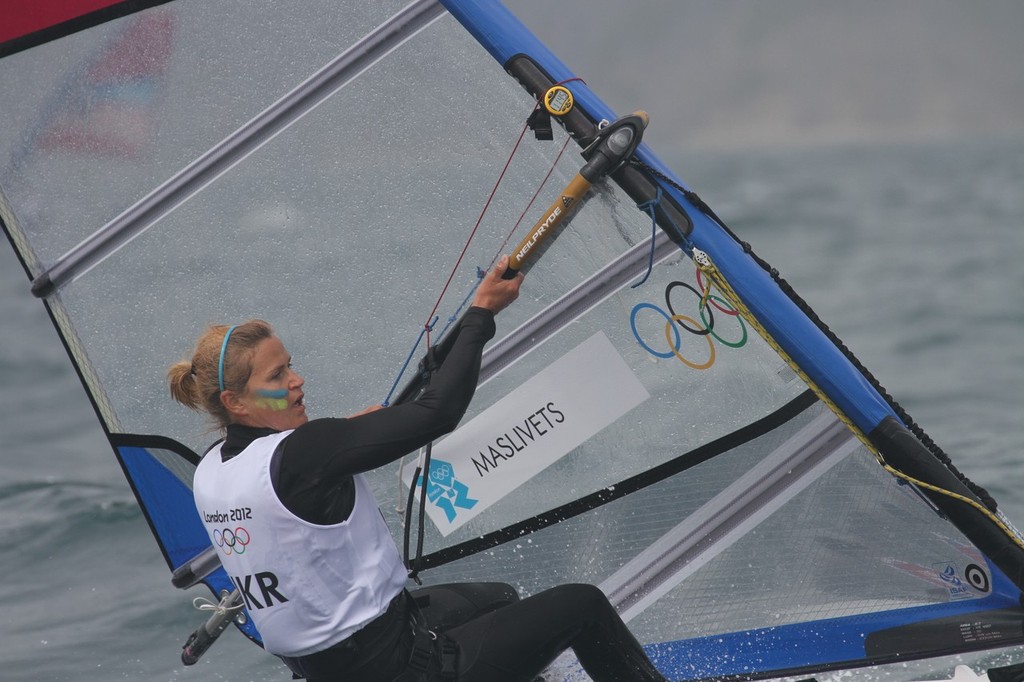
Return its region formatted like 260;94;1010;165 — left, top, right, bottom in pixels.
280;591;458;682
402;600;459;682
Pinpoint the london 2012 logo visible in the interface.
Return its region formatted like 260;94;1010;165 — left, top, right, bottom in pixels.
415;459;478;523
213;527;250;556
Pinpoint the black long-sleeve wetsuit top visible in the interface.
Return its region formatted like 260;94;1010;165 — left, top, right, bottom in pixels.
215;307;495;525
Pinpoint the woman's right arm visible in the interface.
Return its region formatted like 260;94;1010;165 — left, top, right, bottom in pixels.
285;305;496;477
277;257;523;511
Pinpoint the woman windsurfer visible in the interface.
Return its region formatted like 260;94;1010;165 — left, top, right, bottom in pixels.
167;257;666;682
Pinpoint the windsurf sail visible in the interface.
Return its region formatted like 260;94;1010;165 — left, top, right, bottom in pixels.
3;1;1023;680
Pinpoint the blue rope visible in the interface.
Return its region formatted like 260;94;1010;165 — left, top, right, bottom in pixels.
382;315;438;407
631;187;662;289
381;267;486;407
434;267;485;341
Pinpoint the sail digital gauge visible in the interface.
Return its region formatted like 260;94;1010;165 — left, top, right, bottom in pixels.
544;85;574;116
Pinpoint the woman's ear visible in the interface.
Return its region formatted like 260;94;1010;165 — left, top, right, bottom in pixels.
220;389;249;420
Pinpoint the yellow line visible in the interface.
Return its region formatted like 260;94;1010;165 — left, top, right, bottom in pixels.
693;249;1024;552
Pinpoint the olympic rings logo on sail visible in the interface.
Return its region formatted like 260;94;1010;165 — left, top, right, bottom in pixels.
213;527;251;556
629;272;748;369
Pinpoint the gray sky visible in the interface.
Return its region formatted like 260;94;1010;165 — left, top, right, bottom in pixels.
507;0;1024;152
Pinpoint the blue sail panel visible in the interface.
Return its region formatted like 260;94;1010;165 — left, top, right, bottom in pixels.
117;445;207;569
650;594;1024;681
117;442;261;642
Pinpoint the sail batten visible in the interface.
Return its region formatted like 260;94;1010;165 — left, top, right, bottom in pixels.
30;0;447;298
480;229;677;385
604;411;859;622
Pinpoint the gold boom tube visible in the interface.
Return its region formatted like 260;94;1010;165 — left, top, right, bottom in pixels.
505;173;592;277
502;111;649;280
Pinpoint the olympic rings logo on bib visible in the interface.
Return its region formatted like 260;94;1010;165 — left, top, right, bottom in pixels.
629;271;748;370
213;527;251;556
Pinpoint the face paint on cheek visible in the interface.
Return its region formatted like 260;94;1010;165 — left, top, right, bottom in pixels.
253;388;289;411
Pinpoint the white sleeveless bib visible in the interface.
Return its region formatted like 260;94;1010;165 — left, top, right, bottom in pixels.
193;431;406;656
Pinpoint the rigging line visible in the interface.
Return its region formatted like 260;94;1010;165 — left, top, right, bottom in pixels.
398;80;598;576
192;594;244;616
381;316;437;407
632;156;997;512
696;262;713;309
421;76;585;346
421;78;585;342
693;249;1024;553
630;186;663;288
487;134;573;271
434;268;485;342
380;120;531;405
384;87;578;402
397;119;561;572
429;128;572;353
381;118;534;405
411;441;433;583
422;117;531;350
403;445;430;582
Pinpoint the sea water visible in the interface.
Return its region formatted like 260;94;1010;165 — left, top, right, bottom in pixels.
1;138;1021;681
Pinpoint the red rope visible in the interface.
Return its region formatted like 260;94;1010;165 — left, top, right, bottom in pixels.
422;117;531;348
488;135;572;270
422;78;586;348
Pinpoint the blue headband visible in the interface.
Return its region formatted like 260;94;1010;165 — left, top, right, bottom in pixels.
218;325;239;392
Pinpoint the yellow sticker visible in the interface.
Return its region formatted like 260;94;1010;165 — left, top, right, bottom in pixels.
544;85;574;116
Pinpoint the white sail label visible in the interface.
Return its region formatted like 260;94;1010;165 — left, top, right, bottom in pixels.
403;331;649;536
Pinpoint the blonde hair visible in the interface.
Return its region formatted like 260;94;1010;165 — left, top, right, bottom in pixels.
168;319;274;429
